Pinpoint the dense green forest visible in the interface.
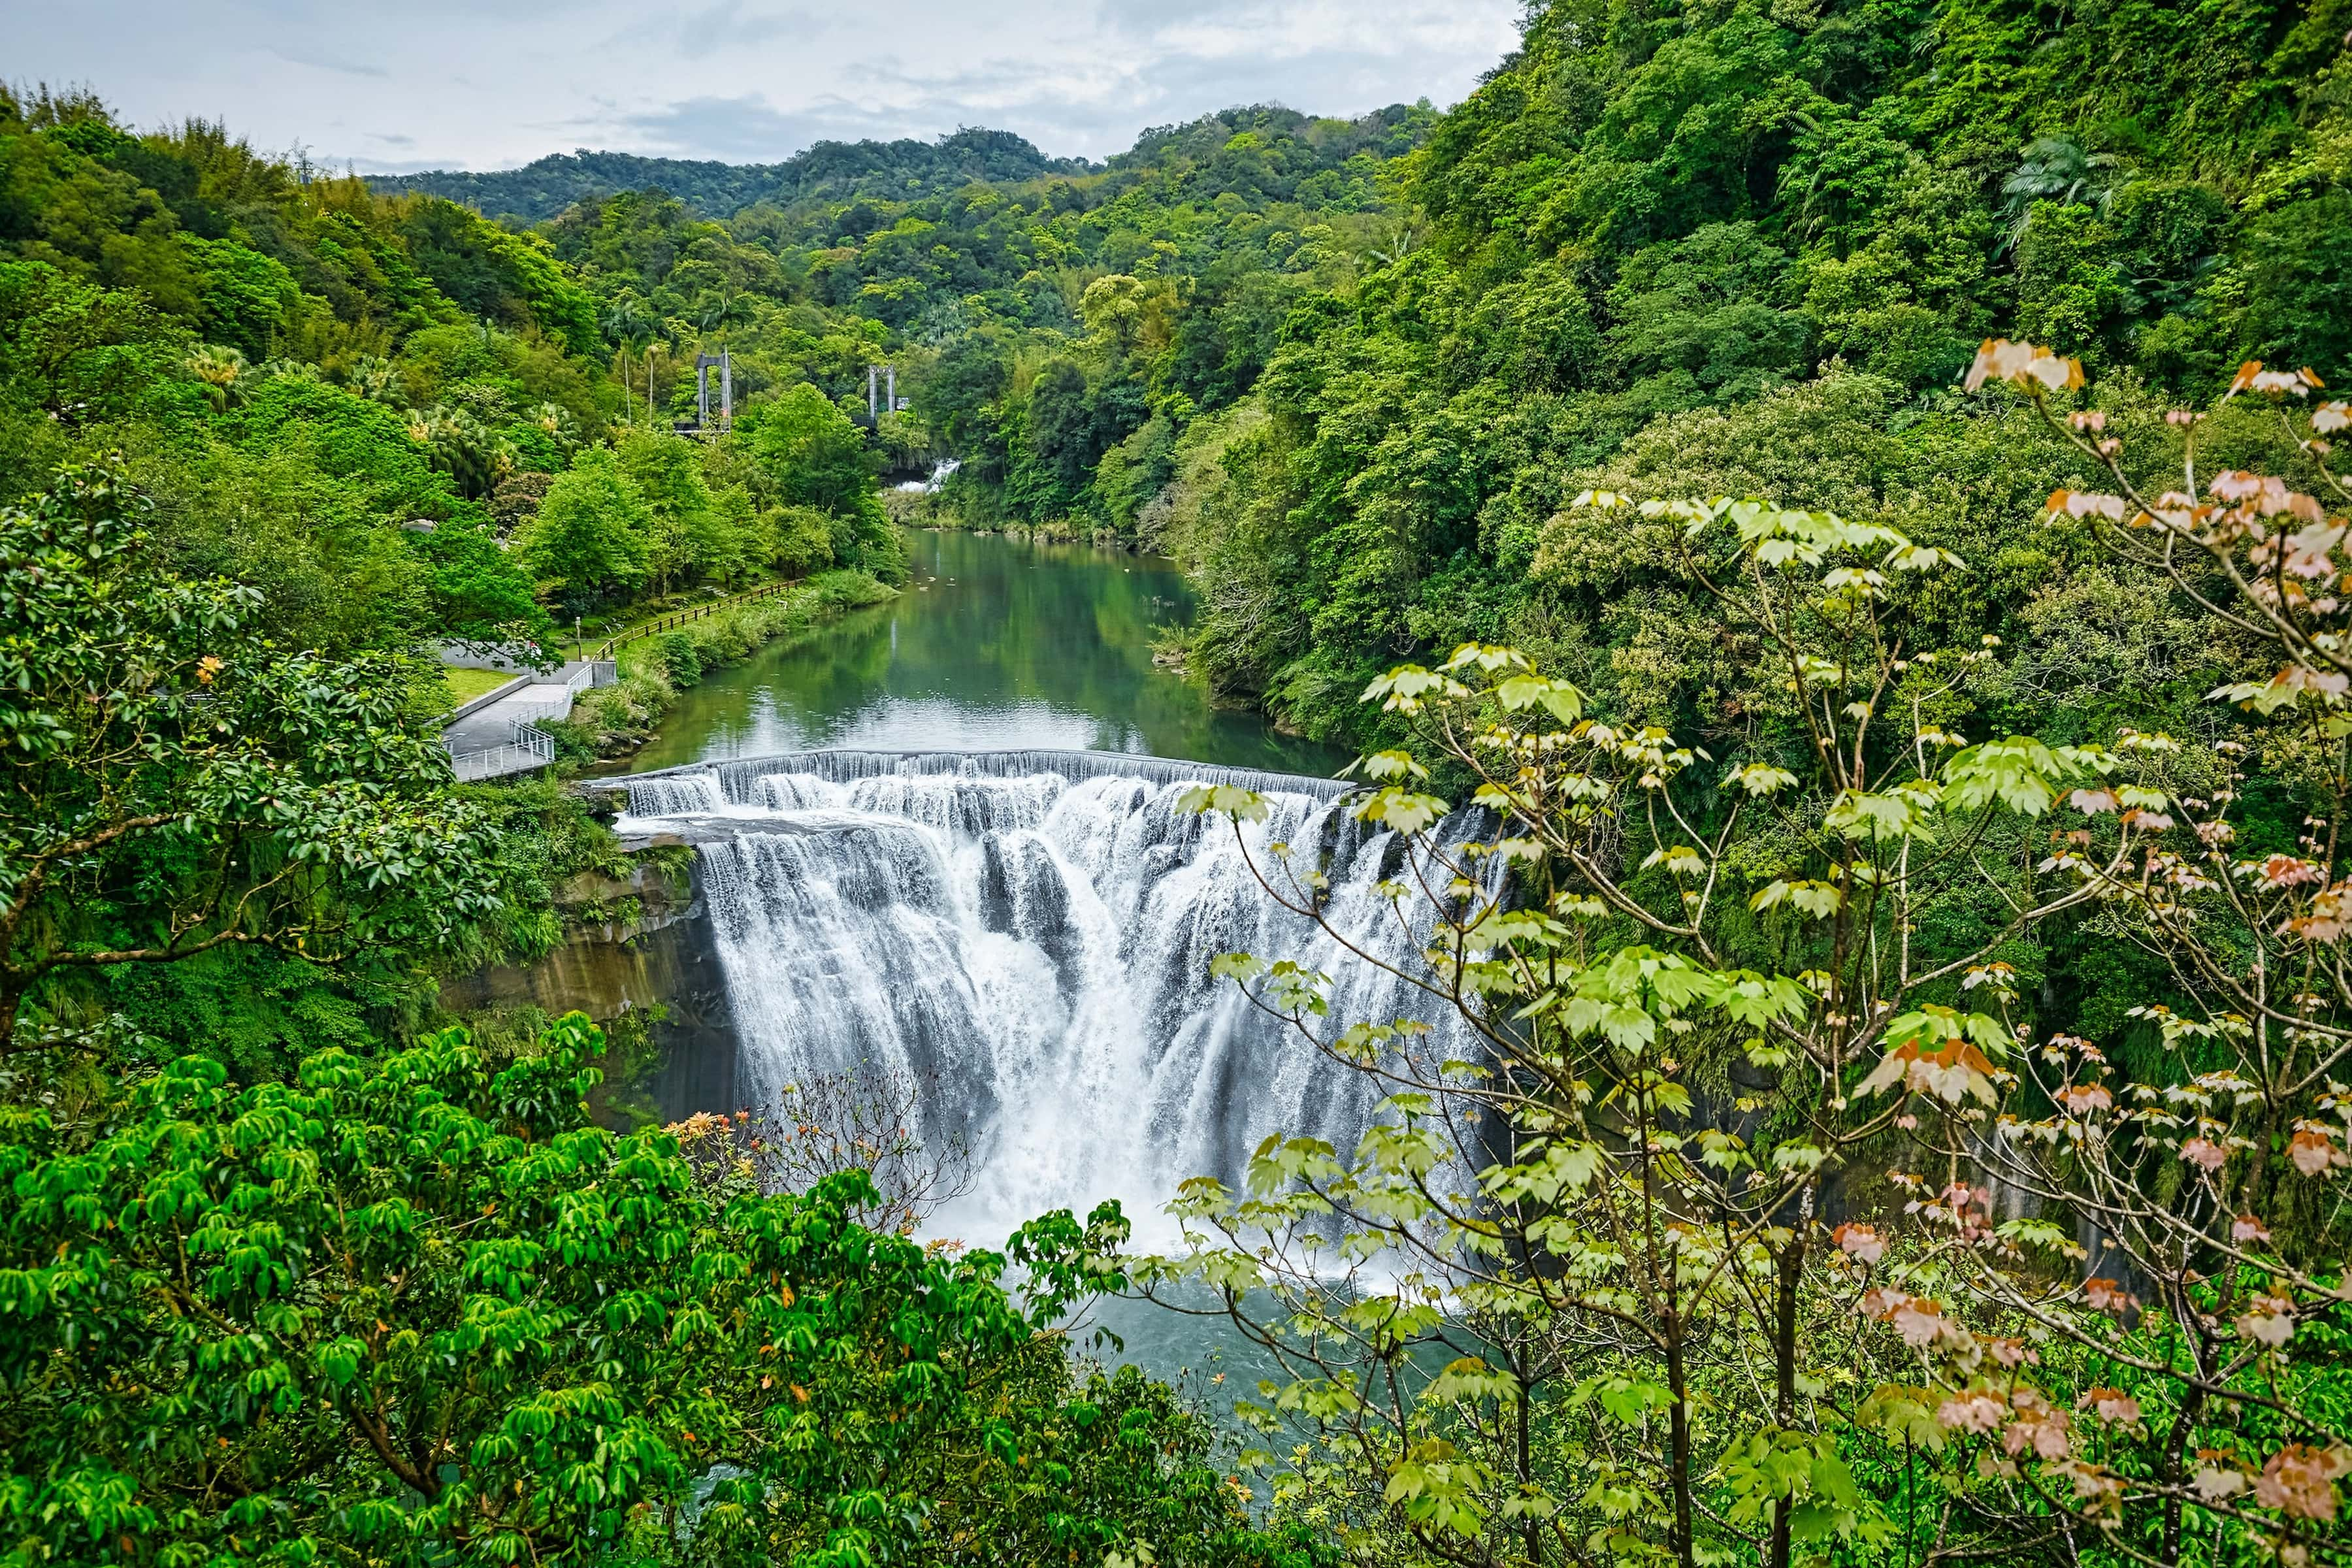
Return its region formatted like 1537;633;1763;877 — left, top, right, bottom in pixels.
914;0;2352;747
372;127;1097;224
5;0;2352;1561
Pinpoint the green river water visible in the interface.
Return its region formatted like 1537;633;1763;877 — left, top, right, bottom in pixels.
623;528;1348;775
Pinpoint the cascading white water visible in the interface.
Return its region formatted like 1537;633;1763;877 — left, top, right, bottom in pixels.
618;749;1481;1243
893;457;962;493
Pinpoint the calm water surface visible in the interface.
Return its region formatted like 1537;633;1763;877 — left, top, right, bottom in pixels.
625;529;1348;775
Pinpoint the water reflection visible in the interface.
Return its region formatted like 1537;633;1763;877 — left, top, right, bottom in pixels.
624;530;1350;776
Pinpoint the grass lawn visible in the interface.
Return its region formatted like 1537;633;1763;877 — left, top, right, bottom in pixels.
444;666;519;709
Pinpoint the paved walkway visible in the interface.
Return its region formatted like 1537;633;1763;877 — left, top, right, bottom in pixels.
442;659;609;779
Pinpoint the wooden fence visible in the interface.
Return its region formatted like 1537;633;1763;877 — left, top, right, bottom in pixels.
591;580;799;661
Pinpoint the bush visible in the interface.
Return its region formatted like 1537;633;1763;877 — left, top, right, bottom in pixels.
656;629;702;687
770;502;836;574
0;1015;1288;1567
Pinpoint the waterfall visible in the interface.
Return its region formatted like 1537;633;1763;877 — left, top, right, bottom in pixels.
894;457;962;493
616;749;1480;1243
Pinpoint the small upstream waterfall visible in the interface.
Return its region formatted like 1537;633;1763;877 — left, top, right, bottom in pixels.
619;750;1480;1242
893;457;962;493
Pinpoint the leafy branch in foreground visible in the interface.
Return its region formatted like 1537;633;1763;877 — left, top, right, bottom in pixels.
0;459;504;1059
0;1013;1320;1568
1140;347;2350;1568
1842;342;2352;1568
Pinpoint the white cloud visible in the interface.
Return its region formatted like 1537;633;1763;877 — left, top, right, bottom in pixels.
0;0;1521;171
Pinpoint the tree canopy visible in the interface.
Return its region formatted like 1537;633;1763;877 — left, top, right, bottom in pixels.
0;1013;1322;1567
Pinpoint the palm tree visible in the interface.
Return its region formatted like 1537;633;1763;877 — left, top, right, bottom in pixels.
1367;222;1419;267
347;355;404;408
2001;136;2131;250
694;289;751;338
602;299;651;423
186;344;251;412
600;298;648;344
402;405;508;498
531;401;579;449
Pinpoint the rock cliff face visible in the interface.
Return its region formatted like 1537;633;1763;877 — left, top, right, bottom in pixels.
438;842;742;1119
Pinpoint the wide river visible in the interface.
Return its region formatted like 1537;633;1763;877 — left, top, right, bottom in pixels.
622;528;1348;775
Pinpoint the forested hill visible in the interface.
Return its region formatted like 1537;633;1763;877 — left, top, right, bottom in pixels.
368;128;1098;223
1124;0;2352;744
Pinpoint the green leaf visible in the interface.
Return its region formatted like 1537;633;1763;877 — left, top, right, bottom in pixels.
1941;736;2078;816
1178;783;1270;821
1495;673;1586;722
1354;787;1452;834
1209;952;1268;983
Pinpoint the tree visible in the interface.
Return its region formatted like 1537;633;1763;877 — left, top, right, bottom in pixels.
175;233;302;359
1143;345;2352;1565
1151;546;2070;1566
0;1013;1326;1567
0;460;504;1058
1081;273;1183;362
1849;343;2352;1567
693;286;752;337
1027;357;1099;492
2001;137;2132;251
522;399;579;453
184;342;250;411
409;519;549;643
345;353;406;408
616;427;734;593
515;446;651;609
602;295;651;423
764;502;837;578
740;383;902;581
915;330;1011;453
672;1062;981;1238
0;259;183;425
402;403;515;500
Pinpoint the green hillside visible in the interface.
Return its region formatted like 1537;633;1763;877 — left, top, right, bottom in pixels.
368;126;1098;223
1137;0;2352;742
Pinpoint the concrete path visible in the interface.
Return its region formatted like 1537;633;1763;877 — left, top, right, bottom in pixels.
441;659;611;780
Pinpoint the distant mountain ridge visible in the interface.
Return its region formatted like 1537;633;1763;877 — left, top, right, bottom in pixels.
369;127;1097;222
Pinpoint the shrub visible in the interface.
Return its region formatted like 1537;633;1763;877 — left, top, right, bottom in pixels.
0;1015;1286;1567
656;629;702;686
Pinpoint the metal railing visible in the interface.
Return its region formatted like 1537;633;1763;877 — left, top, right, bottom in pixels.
446;719;557;783
591;580;800;660
499;693;578;730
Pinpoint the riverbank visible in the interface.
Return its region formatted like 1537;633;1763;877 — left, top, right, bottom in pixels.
544;569;895;764
883;487;1129;547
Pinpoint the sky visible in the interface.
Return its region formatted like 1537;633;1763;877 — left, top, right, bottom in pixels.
3;0;1525;172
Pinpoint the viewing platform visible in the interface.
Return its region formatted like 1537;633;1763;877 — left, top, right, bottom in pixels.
439;655;615;781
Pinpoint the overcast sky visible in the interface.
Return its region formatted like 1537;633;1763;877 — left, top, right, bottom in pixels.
4;1;1525;172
